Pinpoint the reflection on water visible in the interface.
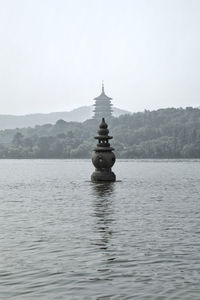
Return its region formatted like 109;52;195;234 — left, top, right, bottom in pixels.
92;182;115;250
92;181;115;198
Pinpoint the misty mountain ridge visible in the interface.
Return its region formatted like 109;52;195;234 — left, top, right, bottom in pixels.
0;106;130;130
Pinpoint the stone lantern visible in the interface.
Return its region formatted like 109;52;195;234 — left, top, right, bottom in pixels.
91;118;116;182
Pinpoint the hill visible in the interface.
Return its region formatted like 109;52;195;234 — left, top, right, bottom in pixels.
0;106;130;130
0;107;200;159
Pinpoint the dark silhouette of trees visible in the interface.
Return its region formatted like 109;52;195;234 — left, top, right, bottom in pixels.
12;132;24;147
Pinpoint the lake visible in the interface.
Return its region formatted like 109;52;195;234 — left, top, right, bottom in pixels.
0;159;200;299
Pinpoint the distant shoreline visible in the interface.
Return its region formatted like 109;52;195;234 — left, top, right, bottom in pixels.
0;107;200;159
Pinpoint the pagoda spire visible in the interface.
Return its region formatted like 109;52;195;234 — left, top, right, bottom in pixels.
102;81;104;93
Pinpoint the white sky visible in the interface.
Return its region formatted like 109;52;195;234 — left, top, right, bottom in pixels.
0;0;200;115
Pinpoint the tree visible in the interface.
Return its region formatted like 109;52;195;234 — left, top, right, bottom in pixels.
12;132;24;147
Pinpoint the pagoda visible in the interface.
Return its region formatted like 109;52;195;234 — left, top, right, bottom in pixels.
93;83;113;120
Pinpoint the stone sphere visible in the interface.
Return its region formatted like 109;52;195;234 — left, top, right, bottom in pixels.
92;151;116;169
91;170;116;182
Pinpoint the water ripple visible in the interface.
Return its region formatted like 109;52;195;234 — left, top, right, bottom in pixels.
0;159;200;299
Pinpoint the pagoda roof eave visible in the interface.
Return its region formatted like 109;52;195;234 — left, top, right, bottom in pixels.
94;91;112;100
94;97;112;100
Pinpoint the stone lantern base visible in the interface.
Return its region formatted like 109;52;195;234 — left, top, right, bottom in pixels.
91;169;116;182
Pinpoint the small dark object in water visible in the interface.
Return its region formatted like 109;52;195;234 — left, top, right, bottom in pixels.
91;118;116;182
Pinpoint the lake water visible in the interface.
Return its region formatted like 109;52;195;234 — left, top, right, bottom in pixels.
0;159;200;299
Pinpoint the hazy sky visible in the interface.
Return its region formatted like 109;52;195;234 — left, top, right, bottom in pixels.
0;0;200;115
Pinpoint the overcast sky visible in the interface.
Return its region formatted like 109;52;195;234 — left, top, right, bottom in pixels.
0;0;200;115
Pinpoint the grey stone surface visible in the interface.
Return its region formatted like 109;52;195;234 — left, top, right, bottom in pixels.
91;118;116;182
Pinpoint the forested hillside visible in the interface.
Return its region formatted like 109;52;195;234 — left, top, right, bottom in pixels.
0;107;200;158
